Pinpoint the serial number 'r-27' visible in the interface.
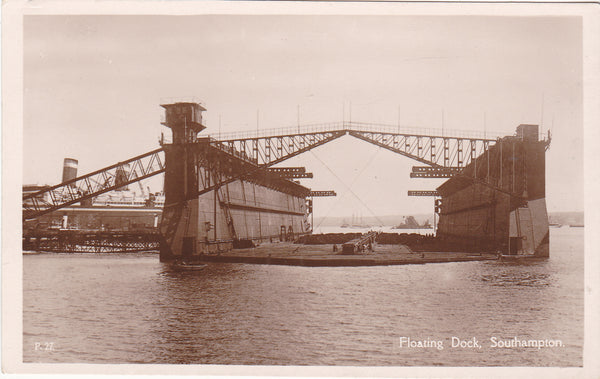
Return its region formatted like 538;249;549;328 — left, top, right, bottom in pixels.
34;342;54;351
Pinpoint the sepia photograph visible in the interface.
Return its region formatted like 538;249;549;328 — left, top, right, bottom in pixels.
3;1;600;377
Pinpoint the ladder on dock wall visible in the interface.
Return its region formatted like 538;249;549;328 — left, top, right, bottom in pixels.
216;185;238;241
159;203;185;256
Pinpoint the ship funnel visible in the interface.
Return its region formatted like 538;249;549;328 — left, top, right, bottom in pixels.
62;158;78;186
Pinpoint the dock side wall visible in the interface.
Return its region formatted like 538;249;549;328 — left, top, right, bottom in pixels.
159;141;310;261
436;126;549;256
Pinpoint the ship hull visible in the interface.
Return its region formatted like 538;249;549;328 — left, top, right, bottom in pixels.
23;206;162;233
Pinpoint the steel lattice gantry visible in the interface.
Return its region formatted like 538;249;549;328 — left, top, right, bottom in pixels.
23;148;166;220
214;129;347;167
213;122;496;169
23;121;498;221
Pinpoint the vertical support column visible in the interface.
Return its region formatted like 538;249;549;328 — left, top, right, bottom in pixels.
213;161;218;242
499;140;503;189
253;139;259;162
265;138;271;162
443;138;449;167
518;124;549;257
485;141;490;182
471;140;477;178
310;196;314;233
159;102;206;262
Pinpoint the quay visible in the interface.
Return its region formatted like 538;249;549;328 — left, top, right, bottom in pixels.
196;242;498;267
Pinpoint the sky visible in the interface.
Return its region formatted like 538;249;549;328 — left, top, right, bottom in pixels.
23;15;583;218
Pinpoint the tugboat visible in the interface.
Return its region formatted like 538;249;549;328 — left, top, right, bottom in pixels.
170;259;207;271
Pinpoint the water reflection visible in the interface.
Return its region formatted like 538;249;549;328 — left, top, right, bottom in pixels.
481;272;550;287
23;229;583;366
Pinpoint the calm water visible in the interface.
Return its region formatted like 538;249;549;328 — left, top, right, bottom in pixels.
23;227;583;366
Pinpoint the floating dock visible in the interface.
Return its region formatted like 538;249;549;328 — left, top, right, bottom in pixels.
22;100;551;261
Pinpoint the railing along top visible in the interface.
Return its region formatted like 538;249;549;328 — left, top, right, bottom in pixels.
208;121;504;141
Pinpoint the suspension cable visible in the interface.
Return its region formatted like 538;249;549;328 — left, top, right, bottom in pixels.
308;146;386;228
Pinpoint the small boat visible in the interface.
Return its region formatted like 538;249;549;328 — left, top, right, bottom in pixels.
498;254;540;261
170;262;207;271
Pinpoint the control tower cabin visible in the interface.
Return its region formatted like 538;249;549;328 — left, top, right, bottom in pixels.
160;102;207;144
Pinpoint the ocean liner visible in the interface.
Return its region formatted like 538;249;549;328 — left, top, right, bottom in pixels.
23;160;164;234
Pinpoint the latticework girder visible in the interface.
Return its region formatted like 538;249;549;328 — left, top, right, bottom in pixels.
23;148;165;220
214;130;347;167
214;122;496;168
309;190;337;197
23;121;498;221
23;230;160;253
268;167;314;178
